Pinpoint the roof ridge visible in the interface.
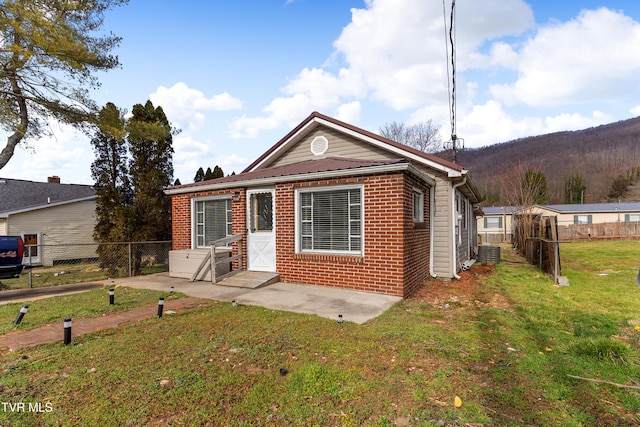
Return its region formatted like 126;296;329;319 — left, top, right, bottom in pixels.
242;112;464;174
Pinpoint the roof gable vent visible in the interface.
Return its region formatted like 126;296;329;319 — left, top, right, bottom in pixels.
310;135;328;156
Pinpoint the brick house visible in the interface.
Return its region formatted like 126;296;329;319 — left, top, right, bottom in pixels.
166;112;482;298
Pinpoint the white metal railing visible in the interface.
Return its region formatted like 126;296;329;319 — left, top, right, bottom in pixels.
190;234;244;283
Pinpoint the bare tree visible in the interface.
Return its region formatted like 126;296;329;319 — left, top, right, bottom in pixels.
499;162;549;248
380;120;442;153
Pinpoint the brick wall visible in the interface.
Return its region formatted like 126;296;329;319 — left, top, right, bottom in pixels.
402;174;431;296
275;173;416;297
171;188;246;267
170;172;432;298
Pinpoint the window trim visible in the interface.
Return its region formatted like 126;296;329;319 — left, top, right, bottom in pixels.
21;231;42;264
412;188;424;222
625;213;640;222
574;214;592;225
484;216;503;229
294;184;364;256
191;195;232;249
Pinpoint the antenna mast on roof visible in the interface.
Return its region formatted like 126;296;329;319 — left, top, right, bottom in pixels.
443;0;463;163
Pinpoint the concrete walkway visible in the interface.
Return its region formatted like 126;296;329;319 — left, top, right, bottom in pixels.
0;273;403;351
117;273;402;324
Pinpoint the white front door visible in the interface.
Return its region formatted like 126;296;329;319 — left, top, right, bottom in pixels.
246;189;276;272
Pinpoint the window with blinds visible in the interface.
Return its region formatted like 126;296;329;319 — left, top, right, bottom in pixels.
299;187;362;254
195;198;232;247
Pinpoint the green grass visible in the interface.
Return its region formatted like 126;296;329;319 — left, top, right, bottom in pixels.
0;287;179;334
1;262;168;290
1;241;640;426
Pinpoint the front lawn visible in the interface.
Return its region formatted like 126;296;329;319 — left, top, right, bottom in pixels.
1;241;639;426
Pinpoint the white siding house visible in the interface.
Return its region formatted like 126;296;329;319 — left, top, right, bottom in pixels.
0;177;96;266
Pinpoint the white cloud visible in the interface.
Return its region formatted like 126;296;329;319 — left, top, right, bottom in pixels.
631;105;640;116
150;82;242;132
171;136;249;183
490;8;640;107
214;154;249;176
228;0;535;139
335;102;361;124
456;100;612;148
543;111;612;134
2;124;93;184
172;134;211;163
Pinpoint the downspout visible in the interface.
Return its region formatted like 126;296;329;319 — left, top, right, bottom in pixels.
429;184;436;277
451;176;467;279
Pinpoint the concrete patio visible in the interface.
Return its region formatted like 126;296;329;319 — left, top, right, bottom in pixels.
113;272;403;324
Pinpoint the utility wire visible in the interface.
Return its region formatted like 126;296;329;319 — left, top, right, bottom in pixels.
442;0;452;136
443;0;460;162
449;0;456;141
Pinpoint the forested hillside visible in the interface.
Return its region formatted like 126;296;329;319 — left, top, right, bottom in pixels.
450;116;640;205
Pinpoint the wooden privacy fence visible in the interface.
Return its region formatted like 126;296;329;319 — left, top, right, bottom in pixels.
512;213;562;284
558;222;640;241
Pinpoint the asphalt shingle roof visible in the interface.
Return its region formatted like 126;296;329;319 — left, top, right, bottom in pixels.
0;178;95;214
169;157;407;191
482;202;640;215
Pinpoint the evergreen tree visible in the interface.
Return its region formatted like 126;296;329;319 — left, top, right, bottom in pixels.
194;167;205;182
204;167;214;180
90;102;132;275
522;168;548;205
564;173;586;204
127;100;174;245
212;165;224;178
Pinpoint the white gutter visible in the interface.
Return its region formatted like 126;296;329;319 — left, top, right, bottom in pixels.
451;176;467;280
429;183;437;278
165;162;435;196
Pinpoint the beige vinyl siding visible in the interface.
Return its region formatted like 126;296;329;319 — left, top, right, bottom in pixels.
269;127;399;167
530;207;634;225
0;218;6;235
7;200;96;266
432;176;453;278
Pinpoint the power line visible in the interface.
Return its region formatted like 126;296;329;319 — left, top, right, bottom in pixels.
443;0;463;163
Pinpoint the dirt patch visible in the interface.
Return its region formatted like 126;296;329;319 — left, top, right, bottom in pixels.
408;263;511;311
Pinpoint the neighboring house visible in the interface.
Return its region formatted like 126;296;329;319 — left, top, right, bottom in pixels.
0;176;96;266
478;202;640;242
534;202;640;225
167;112;482;298
477;206;519;244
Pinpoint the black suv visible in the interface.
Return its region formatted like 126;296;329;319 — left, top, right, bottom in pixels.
0;236;25;279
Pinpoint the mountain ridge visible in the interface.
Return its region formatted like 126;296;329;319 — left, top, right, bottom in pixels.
450;116;640;204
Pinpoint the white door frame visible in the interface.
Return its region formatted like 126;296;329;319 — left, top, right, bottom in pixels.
246;188;276;272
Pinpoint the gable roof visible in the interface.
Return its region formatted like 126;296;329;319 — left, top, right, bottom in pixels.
0;178;95;216
243;111;466;177
166;157;436;195
482;206;521;215
540;202;640;214
483;202;640;216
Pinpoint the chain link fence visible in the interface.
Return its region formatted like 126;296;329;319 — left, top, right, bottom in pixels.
1;241;171;290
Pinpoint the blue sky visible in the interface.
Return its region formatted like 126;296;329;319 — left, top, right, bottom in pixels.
2;0;640;185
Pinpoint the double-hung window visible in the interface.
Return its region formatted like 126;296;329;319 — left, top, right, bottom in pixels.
412;189;424;222
484;217;502;229
194;197;232;248
625;214;640;222
297;185;363;254
573;214;592;225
